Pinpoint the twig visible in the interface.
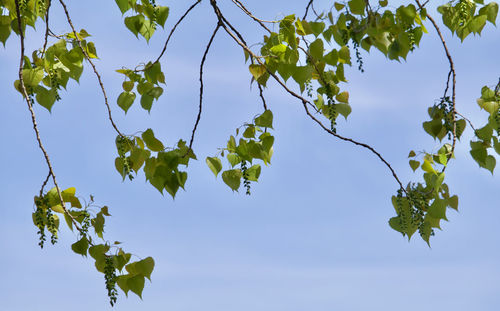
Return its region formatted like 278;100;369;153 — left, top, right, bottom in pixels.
14;0;82;232
41;0;51;56
258;84;268;111
231;0;273;33
57;0;124;137
303;0;314;20
154;0;202;64
456;111;476;132
188;23;220;152
39;171;51;197
210;0;407;193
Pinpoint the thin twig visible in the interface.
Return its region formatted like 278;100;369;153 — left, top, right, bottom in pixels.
210;0;407;193
231;0;273;33
154;0;202;64
415;0;456;172
39;171;51;197
14;0;81;232
41;0;51;56
303;0;314;20
258;84;268;111
58;0;124;137
456;111;476;132
188;23;220;152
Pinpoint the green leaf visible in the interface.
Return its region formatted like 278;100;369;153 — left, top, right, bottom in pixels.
135;257;155;281
421;159;436;174
428;199;447;221
35;86;57;111
115;0;131;14
335;91;349;103
92;213;105;238
227;153;241;167
479;2;499;25
246;164;261;182
89;244;110;260
142;129;164;152
254;110;273;128
71;237;89;256
206;157;222;177
156;6;170;28
448;195;459;210
249;64;266;81
348;0;366;15
338;46;350;64
124;15;146;38
22;68;44;87
117;91;136;113
127;275;145;298
409;160;420;172
116;275;131;295
335;103;351;119
309;39;324;60
222;169;242;191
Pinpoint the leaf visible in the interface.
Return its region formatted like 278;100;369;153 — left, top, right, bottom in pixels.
71;237;89;256
246;164;261;182
222;169;242;191
117;91;136;113
124;15;145;38
135;257;155;281
309;39;324;60
409;160;420;172
22;68;44;87
254;110;273;128
206;157;222;177
156;6;170;28
421;159;436;174
338;46;350;64
142;129;164;152
249;64;266;81
335;91;349;103
428;199;447;221
115;0;131;14
348;0;366;15
89;244;110;260
127;275;145;298
448;195;459;210
335;103;351;119
116;275;131;295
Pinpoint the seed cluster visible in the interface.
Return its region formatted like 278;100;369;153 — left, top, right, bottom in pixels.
104;256;118;306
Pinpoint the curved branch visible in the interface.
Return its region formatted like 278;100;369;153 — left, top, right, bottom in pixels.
58;0;124;137
303;0;314;20
41;0;51;56
415;0;457;171
188;23;221;151
210;0;407;193
154;0;202;64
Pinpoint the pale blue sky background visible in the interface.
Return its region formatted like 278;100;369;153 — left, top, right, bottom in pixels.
1;0;500;310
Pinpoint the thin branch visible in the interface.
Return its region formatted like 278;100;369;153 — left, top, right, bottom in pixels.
303;0;314;20
57;0;124;137
210;0;407;193
154;0;202;64
188;23;221;152
14;0;81;232
456;111;476;132
258;83;268;111
39;171;51;197
231;0;273;33
41;0;51;56
415;0;457;172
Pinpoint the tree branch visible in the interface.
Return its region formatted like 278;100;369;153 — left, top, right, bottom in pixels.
210;0;407;193
154;0;202;64
231;0;273;33
188;23;221;152
58;0;124;137
14;0;82;232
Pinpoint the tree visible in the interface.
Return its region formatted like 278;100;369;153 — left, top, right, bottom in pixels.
1;0;499;308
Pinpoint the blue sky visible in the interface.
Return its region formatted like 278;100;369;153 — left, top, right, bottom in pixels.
1;0;500;310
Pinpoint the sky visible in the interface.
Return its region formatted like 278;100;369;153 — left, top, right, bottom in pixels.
1;0;500;310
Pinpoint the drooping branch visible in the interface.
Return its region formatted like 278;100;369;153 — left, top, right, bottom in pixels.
188;23;221;151
209;0;407;193
154;0;202;64
14;0;82;232
58;0;124;137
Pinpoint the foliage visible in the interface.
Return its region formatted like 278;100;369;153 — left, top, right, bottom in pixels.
1;0;499;306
